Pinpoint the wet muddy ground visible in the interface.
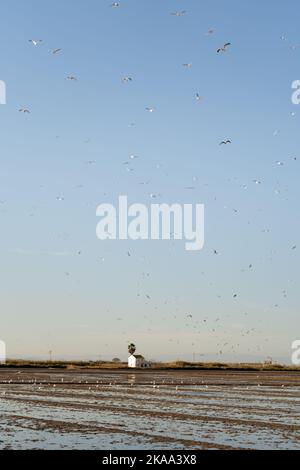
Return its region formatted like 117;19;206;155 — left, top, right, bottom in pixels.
0;369;299;450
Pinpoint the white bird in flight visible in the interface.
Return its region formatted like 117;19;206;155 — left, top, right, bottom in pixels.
171;10;186;16
50;48;62;55
146;107;156;113
217;43;231;53
19;108;30;113
66;75;77;81
29;39;42;46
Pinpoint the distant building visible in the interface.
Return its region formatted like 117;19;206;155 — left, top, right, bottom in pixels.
128;354;150;368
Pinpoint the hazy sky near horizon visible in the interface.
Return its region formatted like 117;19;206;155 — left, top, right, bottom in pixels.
0;0;299;362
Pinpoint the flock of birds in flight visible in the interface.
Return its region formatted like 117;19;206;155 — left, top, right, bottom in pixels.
6;3;298;362
24;26;234;151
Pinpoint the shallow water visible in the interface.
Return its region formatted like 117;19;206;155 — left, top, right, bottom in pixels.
0;369;299;450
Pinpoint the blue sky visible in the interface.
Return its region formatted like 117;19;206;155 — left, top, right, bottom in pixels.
0;0;299;362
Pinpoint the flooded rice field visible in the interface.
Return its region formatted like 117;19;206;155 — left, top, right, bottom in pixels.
0;369;299;450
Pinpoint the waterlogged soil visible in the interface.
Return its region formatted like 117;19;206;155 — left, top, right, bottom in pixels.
0;369;299;450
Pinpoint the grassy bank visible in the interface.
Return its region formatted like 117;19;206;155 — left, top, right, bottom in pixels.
0;360;299;372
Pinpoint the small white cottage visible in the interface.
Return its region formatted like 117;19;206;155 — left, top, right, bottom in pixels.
128;354;146;368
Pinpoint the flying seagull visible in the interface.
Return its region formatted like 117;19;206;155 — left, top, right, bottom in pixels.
19;108;30;113
122;76;133;82
29;39;42;46
195;93;203;101
183;63;192;68
111;2;120;6
219;139;231;145
66;75;77;81
50;48;62;55
217;43;231;53
171;10;186;16
146;107;156;113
